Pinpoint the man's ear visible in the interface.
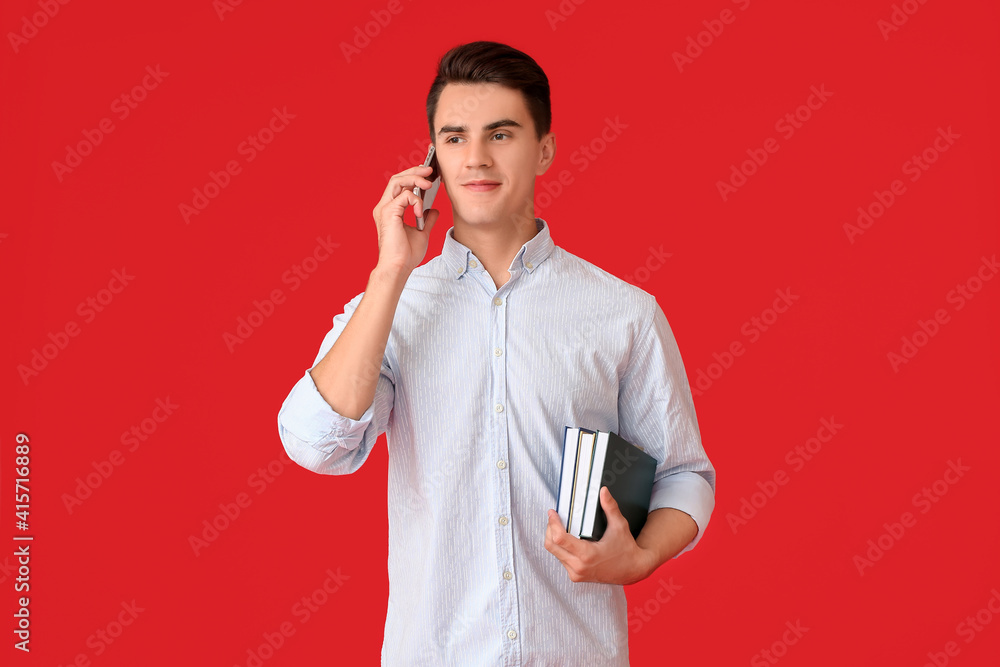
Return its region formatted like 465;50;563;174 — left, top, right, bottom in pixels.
535;132;556;176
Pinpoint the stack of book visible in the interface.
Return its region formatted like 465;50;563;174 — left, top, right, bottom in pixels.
556;427;657;541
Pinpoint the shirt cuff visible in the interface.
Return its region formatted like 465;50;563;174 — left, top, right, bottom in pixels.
278;368;376;454
648;471;716;557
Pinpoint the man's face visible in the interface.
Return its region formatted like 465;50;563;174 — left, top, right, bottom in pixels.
432;82;555;228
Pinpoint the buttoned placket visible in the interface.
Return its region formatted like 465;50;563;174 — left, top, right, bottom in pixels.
464;251;523;666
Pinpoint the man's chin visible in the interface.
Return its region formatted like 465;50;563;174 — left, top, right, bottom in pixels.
454;203;529;228
453;205;503;227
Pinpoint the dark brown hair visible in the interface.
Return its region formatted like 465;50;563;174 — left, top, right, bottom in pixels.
426;41;551;141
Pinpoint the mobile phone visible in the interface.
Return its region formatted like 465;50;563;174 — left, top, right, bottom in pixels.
413;144;441;231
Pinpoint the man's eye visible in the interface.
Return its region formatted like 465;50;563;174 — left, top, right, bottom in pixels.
445;136;462;144
492;133;508;140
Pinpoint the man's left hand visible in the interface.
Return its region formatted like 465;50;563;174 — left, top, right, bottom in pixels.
544;486;655;585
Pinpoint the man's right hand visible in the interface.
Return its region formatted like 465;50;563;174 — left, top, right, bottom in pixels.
373;164;440;276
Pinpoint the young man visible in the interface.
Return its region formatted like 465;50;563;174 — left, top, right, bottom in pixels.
277;41;715;666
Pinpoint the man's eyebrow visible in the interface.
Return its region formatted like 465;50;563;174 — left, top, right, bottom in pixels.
437;119;523;135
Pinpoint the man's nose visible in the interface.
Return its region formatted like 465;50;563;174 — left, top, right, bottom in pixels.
464;139;492;169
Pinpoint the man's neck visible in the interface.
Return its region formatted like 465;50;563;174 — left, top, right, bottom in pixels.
453;215;539;289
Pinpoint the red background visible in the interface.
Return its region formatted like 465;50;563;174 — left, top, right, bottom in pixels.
3;0;998;665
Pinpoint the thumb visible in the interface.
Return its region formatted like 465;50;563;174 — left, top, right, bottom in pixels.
601;486;621;517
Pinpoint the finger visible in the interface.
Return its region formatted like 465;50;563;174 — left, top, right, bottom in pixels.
384;188;420;225
390;177;435;202
547;536;580;576
375;167;435;223
545;531;574;561
387;166;436;201
544;511;563;546
544;510;578;558
600;487;630;534
600;486;619;514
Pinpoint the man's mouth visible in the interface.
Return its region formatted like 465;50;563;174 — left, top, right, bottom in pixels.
462;180;501;192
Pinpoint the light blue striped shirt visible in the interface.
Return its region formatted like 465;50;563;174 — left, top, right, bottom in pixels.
277;217;715;666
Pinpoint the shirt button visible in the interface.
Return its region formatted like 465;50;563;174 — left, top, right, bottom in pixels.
493;347;503;357
497;460;507;470
470;259;478;268
495;403;504;413
493;297;503;306
525;261;533;269
503;571;513;580
499;516;508;526
507;629;517;640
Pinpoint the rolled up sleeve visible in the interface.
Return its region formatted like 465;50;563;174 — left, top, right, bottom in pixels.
617;297;716;557
277;291;395;475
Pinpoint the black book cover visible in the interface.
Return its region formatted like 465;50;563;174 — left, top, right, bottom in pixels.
582;431;657;542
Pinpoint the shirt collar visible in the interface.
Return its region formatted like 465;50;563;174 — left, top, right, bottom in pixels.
445;218;555;279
